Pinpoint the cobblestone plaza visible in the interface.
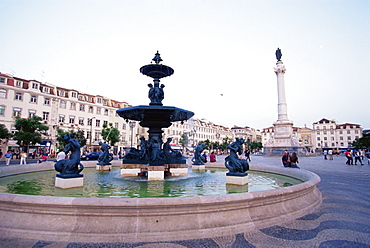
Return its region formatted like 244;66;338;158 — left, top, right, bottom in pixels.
1;155;369;247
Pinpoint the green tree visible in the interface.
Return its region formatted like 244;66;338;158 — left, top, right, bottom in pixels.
352;133;370;149
249;141;263;152
179;132;189;148
221;136;232;151
56;128;87;149
101;123;120;146
0;124;12;140
13;116;49;152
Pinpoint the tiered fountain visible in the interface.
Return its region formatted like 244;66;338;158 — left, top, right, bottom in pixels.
0;52;322;243
116;51;194;180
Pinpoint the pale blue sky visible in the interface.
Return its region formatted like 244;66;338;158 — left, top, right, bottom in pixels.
1;0;369;129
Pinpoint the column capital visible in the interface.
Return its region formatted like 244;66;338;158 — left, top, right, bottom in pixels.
274;61;286;74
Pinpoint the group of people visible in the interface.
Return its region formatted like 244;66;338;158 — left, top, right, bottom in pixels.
344;149;368;165
281;150;300;168
2;150;47;165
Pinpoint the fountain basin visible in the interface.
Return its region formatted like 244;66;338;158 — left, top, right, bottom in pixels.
0;162;321;243
116;105;194;127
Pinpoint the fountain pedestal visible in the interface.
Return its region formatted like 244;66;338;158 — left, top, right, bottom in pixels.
55;176;84;189
226;175;249;185
96;165;112;171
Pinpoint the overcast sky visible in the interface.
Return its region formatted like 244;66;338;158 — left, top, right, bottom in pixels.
1;0;369;130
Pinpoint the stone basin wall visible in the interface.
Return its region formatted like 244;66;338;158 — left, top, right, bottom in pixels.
0;161;321;243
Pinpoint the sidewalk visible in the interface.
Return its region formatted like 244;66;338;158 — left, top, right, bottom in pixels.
0;155;369;247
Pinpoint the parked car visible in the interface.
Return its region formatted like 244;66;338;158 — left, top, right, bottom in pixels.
81;152;102;160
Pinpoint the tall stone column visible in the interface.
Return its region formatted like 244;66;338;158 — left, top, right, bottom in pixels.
274;61;289;123
264;48;304;156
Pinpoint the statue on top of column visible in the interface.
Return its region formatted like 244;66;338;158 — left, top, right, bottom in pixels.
275;48;282;62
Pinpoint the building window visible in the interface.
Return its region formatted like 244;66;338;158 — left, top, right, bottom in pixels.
42;87;50;93
88;118;93;126
96;108;101;115
122;123;126;130
347;136;351;141
114;122;118;129
317;137;320;141
78;118;84;126
0;89;6;98
0;78;5;83
88;106;93;113
97;98;102;104
29;110;36;118
16;81;22;87
103;120;108;127
86;131;91;139
69;116;75;124
30;95;37;103
104;109;108;116
32;83;38;89
15;92;23;101
347;130;350;134
13;108;21;118
71;92;77;98
59;115;65;123
44;97;50;105
70;102;76;110
60;100;66;109
0;105;5;116
94;132;100;141
355;130;359;134
96;119;100;127
80;104;85;111
42;112;49;121
339;130;343;134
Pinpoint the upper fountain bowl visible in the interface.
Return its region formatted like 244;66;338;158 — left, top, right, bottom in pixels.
140;64;174;79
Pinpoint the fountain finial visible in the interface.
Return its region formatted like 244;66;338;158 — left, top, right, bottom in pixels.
152;51;163;64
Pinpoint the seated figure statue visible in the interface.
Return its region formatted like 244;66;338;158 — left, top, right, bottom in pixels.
163;138;186;163
54;134;84;178
123;137;149;162
192;143;205;165
97;142;113;165
224;138;249;176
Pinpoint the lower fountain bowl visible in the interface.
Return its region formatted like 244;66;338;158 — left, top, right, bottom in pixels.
0;163;321;243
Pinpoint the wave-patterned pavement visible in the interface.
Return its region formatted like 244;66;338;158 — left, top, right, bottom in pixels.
0;155;369;248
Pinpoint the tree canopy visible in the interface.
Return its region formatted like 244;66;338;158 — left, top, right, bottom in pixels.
101;123;120;146
352;133;370;149
13;116;49;152
0;124;12;140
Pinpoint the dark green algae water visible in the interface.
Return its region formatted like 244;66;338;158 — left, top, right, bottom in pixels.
0;167;302;198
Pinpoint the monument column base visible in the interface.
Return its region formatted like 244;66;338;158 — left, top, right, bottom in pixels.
226;175;248;186
55;176;84;189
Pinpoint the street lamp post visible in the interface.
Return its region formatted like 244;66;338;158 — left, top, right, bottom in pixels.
89;117;96;151
129;121;136;148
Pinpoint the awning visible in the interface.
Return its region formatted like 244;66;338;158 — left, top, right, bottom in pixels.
40;141;52;146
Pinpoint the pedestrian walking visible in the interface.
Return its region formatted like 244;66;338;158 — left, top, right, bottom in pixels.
4;150;12;165
354;150;363;165
328;149;333;160
323;150;328;160
345;149;353;165
20;151;27;165
244;149;251;161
